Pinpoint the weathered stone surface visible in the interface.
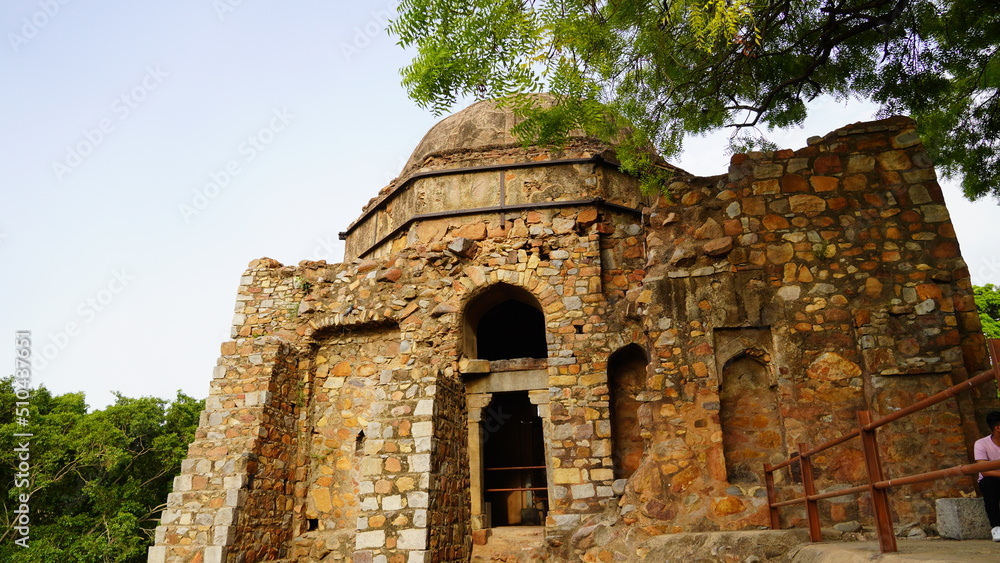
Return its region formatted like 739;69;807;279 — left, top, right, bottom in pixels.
936;498;991;540
806;352;862;380
702;237;734;256
150;106;992;563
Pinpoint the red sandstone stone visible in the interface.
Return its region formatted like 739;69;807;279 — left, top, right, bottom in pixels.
933;241;959;259
762;215;790;230
810;176;839;192
577;208;599;225
814;155;843;174
703;237;734;256
780;174;808;193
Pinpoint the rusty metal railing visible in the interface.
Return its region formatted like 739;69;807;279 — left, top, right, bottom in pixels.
764;339;1000;553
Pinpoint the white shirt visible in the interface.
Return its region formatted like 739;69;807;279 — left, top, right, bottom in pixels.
974;435;1000;480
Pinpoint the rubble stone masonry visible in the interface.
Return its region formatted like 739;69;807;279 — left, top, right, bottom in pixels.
149;102;995;563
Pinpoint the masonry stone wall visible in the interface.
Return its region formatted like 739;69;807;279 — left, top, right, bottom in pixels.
149;103;995;563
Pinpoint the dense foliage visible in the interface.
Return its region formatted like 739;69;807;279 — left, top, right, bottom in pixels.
976;284;1000;339
391;0;1000;199
0;379;202;562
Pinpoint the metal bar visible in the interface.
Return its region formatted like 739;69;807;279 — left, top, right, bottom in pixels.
484;487;549;492
809;484;870;501
873;459;1000;490
770;484;873;509
768;456;800;472
858;410;897;553
485;466;547;471
769;430;862;473
799;443;822;542
770;497;808;508
764;462;780;529
801;429;862;459
340;155;614;238
353;198;640;258
770;364;997;473
766;342;1000;547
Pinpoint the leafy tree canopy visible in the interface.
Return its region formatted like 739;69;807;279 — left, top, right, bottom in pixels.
390;0;1000;199
0;379;202;563
975;284;1000;338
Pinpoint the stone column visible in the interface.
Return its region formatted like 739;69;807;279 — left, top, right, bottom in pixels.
466;392;491;530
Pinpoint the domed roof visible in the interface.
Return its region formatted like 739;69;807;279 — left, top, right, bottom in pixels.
402;96;593;173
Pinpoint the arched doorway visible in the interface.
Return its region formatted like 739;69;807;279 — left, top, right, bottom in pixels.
463;283;548;362
462;284;550;530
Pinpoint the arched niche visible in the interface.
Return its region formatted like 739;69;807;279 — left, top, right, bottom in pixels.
463;283;547;361
609;344;648;480
718;350;785;484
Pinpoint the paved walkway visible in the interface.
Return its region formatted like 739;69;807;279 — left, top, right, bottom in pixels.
793;538;1000;562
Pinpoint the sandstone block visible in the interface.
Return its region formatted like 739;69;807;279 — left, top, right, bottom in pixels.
877;150;912;171
447;237;478;257
577;208;598;225
754;163;784;178
789;194;826;214
810;176;839;192
355;530;385;549
703;236;733;256
453;222;487;241
553;468;582;484
780;174;808;193
694;218;724;239
766;243;794;264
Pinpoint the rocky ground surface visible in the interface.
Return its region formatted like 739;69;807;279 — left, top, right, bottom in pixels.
469;524;1000;562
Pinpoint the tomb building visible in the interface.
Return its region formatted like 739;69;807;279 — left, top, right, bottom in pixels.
148;100;995;563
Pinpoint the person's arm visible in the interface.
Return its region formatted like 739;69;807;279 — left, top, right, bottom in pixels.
977;460;1000;478
973;441;1000;477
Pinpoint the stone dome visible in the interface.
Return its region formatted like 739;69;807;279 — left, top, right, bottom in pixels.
401;96;595;174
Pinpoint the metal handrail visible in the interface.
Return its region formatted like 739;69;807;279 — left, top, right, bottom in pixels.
764;339;1000;553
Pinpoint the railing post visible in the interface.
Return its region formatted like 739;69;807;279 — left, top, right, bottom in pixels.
798;443;821;542
858;410;897;553
763;462;780;529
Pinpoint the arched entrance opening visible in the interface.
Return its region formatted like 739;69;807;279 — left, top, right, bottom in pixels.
463;283;547;361
463;284;550;532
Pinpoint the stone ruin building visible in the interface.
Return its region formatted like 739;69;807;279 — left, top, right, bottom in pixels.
148;100;996;563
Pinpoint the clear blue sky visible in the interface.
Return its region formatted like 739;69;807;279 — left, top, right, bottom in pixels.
2;1;997;408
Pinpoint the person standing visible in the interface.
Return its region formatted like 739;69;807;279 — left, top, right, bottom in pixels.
975;410;1000;541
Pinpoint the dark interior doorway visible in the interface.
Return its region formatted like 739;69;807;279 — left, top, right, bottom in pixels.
476;300;547;361
482;391;548;526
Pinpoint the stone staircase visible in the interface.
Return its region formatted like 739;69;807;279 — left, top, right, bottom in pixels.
471;526;549;563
